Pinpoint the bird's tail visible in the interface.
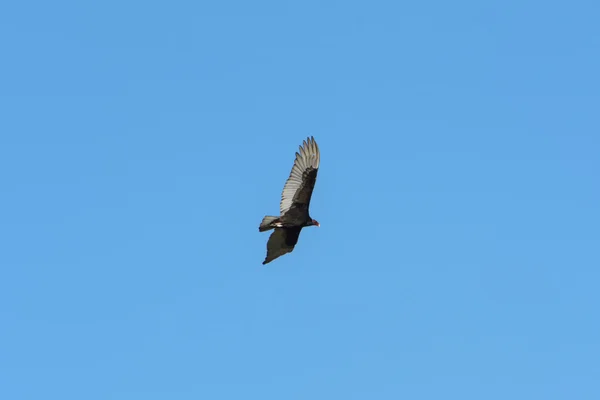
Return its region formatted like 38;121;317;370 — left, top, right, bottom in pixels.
259;216;279;232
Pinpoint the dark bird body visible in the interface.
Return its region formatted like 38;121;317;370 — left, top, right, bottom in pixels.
259;136;320;265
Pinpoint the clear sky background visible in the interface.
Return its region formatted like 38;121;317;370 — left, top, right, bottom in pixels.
1;1;599;399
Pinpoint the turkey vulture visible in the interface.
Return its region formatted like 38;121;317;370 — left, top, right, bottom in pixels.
259;136;320;265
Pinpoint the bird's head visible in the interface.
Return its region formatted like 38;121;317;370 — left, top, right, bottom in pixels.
310;219;320;227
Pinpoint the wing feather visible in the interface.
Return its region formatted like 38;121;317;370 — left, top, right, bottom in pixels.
279;137;320;215
263;228;302;265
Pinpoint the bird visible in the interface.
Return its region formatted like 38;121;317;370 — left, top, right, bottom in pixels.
259;136;321;265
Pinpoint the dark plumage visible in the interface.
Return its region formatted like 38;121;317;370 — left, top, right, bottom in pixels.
259;136;321;265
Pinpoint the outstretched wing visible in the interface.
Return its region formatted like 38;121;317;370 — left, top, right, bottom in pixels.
280;136;320;215
263;227;302;265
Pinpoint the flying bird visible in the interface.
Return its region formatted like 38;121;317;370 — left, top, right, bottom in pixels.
259;136;320;265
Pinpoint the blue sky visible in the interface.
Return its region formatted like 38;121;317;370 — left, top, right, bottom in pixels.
1;1;599;399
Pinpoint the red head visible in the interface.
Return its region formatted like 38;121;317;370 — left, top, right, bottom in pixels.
310;219;320;227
